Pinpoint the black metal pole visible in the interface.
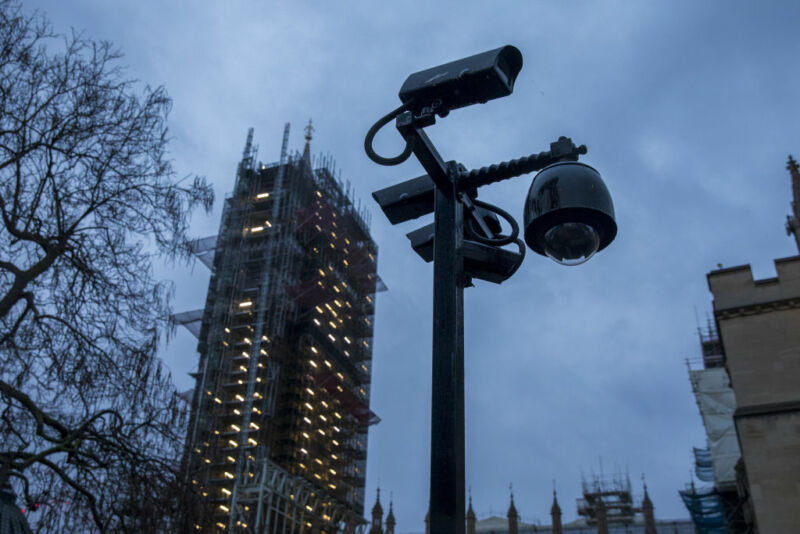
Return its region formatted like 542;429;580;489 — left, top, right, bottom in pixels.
395;114;466;534
429;162;465;534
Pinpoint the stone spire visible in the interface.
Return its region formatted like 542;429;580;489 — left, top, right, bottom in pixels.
507;484;518;534
595;498;609;534
466;488;476;534
787;155;800;252
550;485;562;534
302;118;314;167
642;481;657;534
385;496;396;534
369;488;383;534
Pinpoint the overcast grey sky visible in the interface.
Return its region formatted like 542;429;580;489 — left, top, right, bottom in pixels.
25;0;800;529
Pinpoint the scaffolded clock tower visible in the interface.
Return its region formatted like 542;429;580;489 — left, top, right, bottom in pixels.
178;123;383;533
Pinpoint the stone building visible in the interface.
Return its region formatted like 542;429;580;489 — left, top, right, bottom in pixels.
706;254;800;532
383;482;693;534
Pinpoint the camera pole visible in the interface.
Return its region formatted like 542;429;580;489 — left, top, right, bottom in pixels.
396;111;466;534
366;46;615;534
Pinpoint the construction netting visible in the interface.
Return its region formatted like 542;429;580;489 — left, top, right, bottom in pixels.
693;446;714;482
688;367;740;487
679;486;726;534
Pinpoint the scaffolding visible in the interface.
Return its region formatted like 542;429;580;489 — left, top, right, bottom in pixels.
684;320;749;533
180;125;384;533
576;471;637;526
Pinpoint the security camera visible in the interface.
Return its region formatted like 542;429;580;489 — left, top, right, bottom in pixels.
398;45;523;117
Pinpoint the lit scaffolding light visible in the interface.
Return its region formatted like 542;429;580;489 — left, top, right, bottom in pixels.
239;301;253;308
256;192;270;199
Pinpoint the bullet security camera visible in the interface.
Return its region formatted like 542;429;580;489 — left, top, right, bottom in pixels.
398;45;523;117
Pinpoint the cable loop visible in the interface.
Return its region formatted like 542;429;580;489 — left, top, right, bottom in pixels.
364;103;414;166
467;198;520;246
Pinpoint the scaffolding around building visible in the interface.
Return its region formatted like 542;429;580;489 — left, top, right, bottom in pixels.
684;320;750;533
180;124;383;533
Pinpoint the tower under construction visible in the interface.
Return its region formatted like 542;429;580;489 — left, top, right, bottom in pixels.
179;123;383;533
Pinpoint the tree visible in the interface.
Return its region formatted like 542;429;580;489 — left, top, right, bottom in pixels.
0;1;214;531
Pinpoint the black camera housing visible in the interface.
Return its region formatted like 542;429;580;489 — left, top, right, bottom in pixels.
398;45;523;117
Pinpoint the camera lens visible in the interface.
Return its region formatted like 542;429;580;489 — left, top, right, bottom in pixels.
542;222;600;266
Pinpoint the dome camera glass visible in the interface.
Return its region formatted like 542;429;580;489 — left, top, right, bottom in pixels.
542;222;600;266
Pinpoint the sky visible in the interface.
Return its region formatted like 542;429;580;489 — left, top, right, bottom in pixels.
24;0;800;530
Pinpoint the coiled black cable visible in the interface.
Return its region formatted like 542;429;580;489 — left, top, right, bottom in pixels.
364;103;415;166
466;198;520;247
